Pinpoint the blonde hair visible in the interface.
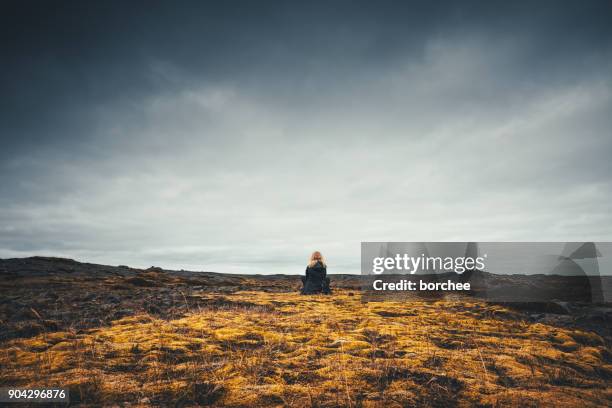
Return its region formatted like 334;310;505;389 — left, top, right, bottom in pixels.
308;251;326;267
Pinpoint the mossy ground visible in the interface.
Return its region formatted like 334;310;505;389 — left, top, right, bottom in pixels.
1;290;610;407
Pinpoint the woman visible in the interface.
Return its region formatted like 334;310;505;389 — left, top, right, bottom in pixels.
300;251;331;294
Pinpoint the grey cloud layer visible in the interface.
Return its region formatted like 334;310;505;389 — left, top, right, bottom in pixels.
1;1;611;273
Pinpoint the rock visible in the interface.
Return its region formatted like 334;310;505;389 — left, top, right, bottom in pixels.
529;313;545;321
498;301;571;315
553;301;572;314
81;318;102;325
536;314;575;325
580;307;612;322
82;293;96;301
112;309;134;319
147;304;161;314
125;277;155;287
107;295;121;304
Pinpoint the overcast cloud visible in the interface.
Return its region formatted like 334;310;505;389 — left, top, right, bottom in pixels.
1;1;611;273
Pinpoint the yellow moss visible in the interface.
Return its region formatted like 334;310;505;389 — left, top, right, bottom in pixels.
50;341;74;351
1;291;609;407
45;331;75;341
551;332;575;344
337;340;371;351
556;340;580;352
579;347;603;364
22;338;49;351
262;331;285;344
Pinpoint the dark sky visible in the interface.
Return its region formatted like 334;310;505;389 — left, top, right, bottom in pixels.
1;1;612;273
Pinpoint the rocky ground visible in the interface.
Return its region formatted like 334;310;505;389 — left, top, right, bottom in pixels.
0;257;611;407
0;257;360;343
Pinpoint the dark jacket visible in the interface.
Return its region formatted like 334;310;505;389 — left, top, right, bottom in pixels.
301;261;331;294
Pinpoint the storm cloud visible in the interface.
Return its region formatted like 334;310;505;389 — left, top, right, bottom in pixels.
1;1;612;273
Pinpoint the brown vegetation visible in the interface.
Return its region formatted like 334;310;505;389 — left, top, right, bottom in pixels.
0;258;610;407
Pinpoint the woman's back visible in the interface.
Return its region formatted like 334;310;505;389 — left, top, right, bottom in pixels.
306;261;326;278
301;253;331;294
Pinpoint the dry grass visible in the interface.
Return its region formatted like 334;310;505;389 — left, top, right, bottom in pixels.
1;290;611;407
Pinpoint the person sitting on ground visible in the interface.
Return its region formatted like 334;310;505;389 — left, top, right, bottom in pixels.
301;251;331;294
